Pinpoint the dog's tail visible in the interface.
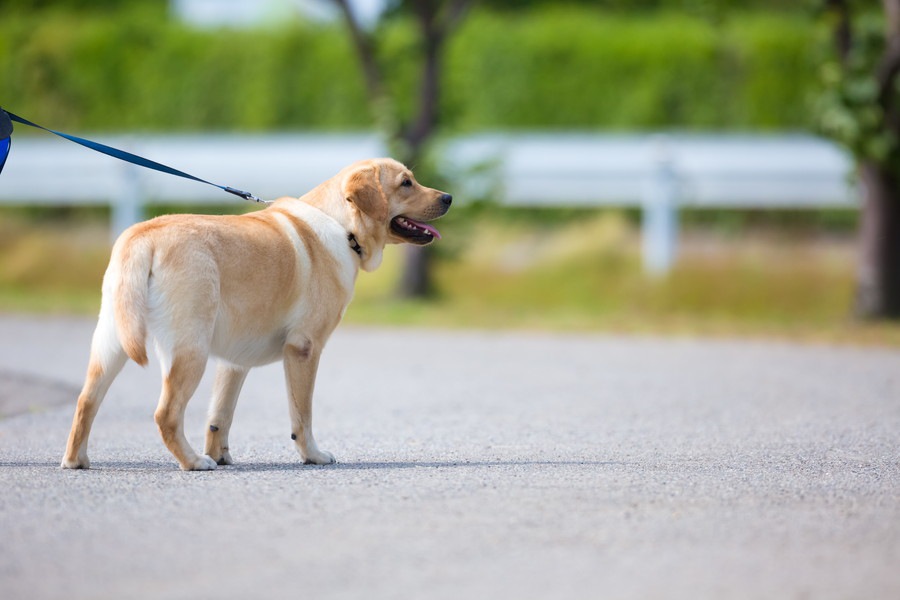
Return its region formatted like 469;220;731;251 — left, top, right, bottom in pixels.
110;232;152;367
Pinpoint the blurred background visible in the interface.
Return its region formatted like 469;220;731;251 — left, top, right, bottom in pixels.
1;0;899;344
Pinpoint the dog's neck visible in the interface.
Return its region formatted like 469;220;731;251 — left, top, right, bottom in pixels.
298;181;383;271
300;181;351;228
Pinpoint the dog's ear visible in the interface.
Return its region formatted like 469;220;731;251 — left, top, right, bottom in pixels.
343;166;388;222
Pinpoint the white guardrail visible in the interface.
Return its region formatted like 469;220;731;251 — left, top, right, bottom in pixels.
0;132;858;274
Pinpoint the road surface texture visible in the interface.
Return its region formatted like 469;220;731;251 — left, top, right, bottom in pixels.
1;315;898;600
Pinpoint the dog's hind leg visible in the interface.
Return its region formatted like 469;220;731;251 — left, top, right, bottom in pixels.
204;362;249;465
154;350;215;471
62;311;128;469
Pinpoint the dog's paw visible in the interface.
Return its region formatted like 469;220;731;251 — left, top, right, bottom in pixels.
183;455;218;471
303;449;336;466
61;456;90;469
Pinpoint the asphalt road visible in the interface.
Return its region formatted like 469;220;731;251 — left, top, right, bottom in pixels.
1;315;898;600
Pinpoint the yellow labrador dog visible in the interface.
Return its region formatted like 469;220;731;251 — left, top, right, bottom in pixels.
62;158;450;471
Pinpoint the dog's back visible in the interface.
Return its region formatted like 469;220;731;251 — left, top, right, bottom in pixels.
101;204;356;370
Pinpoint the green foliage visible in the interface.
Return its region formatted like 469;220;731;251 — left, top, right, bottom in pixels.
445;9;816;130
0;0;165;14
0;10;369;131
815;10;897;166
478;0;807;13
0;6;817;132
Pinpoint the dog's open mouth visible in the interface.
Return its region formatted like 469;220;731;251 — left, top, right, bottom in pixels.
390;215;442;244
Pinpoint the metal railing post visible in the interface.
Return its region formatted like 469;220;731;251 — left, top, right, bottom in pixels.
112;161;143;242
641;137;678;275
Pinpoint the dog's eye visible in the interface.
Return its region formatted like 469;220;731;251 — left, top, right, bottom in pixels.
401;178;412;188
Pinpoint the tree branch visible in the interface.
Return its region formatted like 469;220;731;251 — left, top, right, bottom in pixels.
330;0;387;103
826;0;853;64
879;1;900;134
403;0;473;156
330;0;475;161
442;0;474;38
885;0;900;37
403;0;442;155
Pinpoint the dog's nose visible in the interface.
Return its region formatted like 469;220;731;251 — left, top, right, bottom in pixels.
440;193;453;207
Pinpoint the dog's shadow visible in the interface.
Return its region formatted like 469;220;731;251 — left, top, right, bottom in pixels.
231;459;623;472
0;459;624;472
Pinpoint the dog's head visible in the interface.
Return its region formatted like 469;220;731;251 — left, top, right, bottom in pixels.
339;158;451;271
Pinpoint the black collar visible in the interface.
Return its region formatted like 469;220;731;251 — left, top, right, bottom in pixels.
348;232;362;257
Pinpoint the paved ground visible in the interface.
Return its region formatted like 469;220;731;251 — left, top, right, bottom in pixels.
0;315;898;600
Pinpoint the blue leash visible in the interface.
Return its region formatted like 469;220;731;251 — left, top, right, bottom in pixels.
0;107;265;204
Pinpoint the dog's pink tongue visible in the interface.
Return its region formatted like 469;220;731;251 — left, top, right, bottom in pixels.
412;219;441;240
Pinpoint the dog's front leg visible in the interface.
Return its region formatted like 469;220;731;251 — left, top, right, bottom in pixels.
283;339;335;465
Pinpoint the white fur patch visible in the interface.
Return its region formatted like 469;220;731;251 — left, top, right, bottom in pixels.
274;202;359;294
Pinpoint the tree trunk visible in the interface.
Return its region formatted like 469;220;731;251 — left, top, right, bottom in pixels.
395;1;446;299
332;0;470;299
854;1;900;318
398;244;433;297
855;162;900;318
396;137;433;297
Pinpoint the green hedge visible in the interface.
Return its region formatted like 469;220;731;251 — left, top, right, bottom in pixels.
0;6;818;132
446;10;818;130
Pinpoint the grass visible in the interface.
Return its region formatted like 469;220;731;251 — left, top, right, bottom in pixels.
346;212;900;346
2;209;899;346
0;218;109;314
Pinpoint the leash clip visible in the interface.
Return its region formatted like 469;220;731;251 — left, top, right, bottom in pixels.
224;186;269;204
